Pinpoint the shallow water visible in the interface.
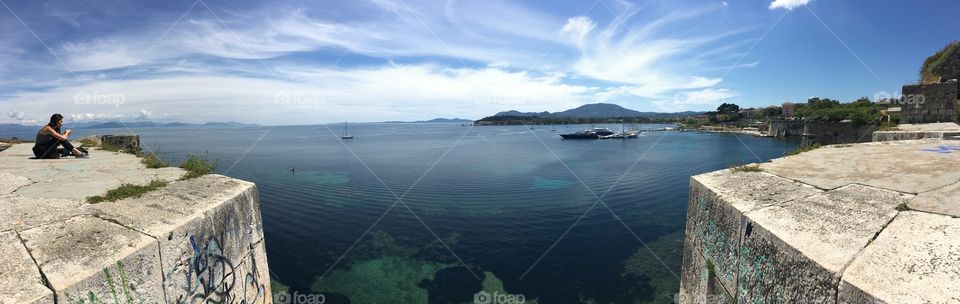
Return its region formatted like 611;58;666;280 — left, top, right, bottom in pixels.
64;123;798;303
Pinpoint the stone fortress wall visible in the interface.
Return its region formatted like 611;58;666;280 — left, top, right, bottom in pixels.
900;81;958;124
766;119;803;137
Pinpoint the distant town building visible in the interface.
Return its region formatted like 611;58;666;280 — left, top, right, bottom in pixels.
808;96;821;104
782;102;796;117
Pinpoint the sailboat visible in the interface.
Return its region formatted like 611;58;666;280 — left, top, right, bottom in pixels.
341;121;354;139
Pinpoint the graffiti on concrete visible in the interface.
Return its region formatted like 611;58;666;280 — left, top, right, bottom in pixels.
693;195;738;283
172;234;266;304
737;245;783;304
921;145;960;154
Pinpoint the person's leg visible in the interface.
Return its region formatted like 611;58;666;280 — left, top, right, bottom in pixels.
58;140;84;156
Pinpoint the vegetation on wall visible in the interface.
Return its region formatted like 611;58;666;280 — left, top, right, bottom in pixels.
921;40;959;82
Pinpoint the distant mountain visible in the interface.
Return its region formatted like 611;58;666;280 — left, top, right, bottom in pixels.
202;121;260;128
78;121;259;129
84;121;161;129
493;103;703;118
0;124;40;138
382;118;474;123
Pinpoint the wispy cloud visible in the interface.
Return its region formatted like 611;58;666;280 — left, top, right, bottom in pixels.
1;64;593;124
0;0;777;124
561;2;750;98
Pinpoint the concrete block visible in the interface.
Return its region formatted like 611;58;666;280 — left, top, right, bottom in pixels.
738;184;911;303
0;231;54;304
85;175;266;303
19;216;166;302
761;141;960;193
908;179;960;216
230;240;273;304
839;212;960;303
684;171;820;297
0;195;84;232
679;236;734;304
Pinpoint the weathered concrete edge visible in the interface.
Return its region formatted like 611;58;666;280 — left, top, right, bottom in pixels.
12;174;267;303
683;165;958;303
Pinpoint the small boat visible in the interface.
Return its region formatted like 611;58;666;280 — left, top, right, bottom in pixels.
341;121;354;139
600;130;640;139
560;128;615;139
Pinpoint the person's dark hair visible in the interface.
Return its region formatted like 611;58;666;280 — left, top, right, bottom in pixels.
48;113;63;128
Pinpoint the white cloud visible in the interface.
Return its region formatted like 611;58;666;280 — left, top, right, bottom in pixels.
560;4;750;98
651;88;740;112
769;0;811;10
0;0;770;121
0;64;592;124
7;110;25;120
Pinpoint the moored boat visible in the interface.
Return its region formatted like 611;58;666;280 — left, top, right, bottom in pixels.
560;128;614;139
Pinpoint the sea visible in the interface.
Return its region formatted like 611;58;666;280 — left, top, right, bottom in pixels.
10;123;799;304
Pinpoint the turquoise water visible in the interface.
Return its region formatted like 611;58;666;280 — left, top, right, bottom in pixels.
65;123;798;303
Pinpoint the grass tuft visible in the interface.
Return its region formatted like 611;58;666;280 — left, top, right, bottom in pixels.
706;259;716;277
86;180;168;204
730;164;763;173
99;141;123;152
179;153;218;180
786;143;822;156
78;137;99;147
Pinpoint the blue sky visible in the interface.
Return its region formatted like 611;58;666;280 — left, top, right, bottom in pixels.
1;0;957;124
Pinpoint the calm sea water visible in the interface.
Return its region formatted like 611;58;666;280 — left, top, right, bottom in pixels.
60;123;797;303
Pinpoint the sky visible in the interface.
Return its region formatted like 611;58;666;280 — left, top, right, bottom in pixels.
0;0;958;125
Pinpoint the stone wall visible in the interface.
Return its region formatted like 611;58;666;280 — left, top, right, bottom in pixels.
872;130;960;142
801;121;877;146
5;175;272;303
767;119;803;137
900;82;958;124
81;134;142;153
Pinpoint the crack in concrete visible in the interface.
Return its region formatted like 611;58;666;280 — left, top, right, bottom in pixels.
7;177;37;195
834;211;902;303
14;230;57;303
91;214;172;304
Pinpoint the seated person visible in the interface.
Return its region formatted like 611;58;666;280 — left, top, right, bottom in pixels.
33;113;87;159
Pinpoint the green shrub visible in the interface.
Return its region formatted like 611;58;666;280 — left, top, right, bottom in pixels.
140;152;169;168
86;180;168;204
137;146;169;168
180;153;218;180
